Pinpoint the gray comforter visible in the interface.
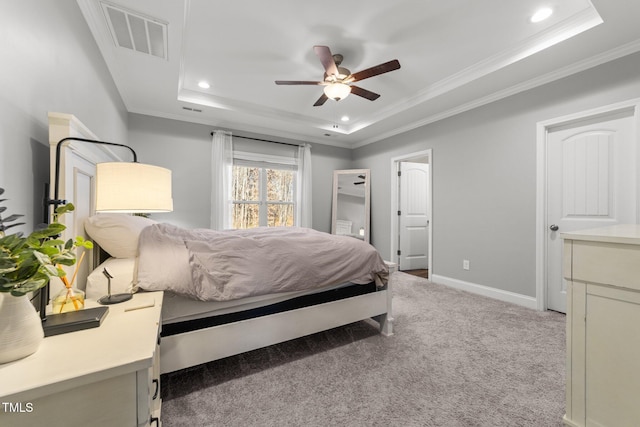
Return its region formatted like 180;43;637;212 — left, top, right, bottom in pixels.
136;224;388;301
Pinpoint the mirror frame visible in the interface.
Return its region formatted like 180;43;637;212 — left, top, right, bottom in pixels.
331;169;371;243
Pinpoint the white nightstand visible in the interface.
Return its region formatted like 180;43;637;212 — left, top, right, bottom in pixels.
0;291;163;427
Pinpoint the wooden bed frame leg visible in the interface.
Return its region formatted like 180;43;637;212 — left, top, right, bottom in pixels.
376;261;396;337
375;313;394;336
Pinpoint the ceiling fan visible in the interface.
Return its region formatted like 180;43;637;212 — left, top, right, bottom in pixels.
275;45;401;107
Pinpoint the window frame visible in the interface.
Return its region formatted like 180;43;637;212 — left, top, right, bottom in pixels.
232;151;298;229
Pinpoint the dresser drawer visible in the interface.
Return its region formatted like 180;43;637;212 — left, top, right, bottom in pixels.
136;330;162;426
571;240;640;291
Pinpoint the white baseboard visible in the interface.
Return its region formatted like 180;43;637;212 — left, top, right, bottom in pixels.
430;274;538;310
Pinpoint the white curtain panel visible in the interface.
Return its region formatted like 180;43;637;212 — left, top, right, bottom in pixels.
210;130;233;229
296;144;312;228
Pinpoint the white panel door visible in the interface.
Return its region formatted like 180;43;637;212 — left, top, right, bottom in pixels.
547;112;636;312
399;162;429;270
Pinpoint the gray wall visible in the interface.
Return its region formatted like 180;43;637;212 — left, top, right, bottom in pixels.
353;52;640;298
127;113;352;232
0;0;127;231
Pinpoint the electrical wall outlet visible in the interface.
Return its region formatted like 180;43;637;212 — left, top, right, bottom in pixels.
463;259;470;270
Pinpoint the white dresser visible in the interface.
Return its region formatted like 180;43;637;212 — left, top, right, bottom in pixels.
561;225;640;427
0;291;163;427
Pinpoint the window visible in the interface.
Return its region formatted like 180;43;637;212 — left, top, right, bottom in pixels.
232;157;296;229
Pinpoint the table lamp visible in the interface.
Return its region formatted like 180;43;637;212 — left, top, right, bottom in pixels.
41;137;172;335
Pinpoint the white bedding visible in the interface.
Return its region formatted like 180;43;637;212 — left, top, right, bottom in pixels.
137;224;388;301
85;257;138;300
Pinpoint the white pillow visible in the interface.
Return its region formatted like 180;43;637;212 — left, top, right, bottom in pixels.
84;214;156;258
86;258;138;300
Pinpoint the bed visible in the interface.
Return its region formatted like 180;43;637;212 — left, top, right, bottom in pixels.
48;112;394;375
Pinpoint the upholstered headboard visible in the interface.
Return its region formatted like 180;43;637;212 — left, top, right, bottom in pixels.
47;112;125;294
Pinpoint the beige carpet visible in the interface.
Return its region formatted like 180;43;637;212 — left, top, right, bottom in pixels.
161;272;565;426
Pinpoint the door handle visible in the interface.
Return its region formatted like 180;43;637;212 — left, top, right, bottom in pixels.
550;224;559;231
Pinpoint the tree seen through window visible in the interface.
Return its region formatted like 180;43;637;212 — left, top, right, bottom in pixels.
232;165;295;229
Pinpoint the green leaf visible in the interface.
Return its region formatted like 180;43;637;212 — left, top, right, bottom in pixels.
0;282;16;293
12;263;40;281
10;277;48;296
36;246;58;256
42;264;60;276
55;203;75;215
43;239;65;247
0;259;17;272
1;233;25;249
33;250;52;265
51;256;76;266
77;240;94;249
1;194;92;294
30;223;65;239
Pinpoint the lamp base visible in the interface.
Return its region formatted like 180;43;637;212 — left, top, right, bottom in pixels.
42;306;109;337
98;293;133;305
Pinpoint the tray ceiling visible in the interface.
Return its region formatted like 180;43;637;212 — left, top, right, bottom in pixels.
77;0;640;148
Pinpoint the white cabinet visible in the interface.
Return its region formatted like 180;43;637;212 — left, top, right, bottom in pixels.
0;292;163;427
561;225;640;427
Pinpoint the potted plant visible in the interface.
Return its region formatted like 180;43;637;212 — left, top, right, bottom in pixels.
0;187;93;363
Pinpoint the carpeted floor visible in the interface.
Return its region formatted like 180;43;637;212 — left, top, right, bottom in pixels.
161;272;566;427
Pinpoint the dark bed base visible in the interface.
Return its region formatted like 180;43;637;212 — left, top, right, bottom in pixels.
161;282;377;337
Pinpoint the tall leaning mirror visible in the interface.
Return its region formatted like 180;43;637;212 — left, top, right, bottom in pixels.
331;169;371;243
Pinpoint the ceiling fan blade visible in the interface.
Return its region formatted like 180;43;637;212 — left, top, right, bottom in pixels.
350;85;380;101
275;80;323;85
314;45;338;76
347;59;401;82
313;93;329;107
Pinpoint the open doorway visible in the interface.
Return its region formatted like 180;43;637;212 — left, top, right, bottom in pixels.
390;149;433;280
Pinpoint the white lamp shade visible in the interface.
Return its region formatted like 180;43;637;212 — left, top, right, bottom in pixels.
323;83;351;101
95;162;173;212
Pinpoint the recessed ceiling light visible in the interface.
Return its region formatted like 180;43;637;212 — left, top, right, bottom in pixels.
341;116;350;122
531;7;553;23
198;81;210;89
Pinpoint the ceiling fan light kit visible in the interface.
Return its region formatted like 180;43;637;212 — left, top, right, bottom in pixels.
275;45;400;106
324;83;351;101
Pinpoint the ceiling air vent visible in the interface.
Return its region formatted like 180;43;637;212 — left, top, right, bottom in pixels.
101;2;168;59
